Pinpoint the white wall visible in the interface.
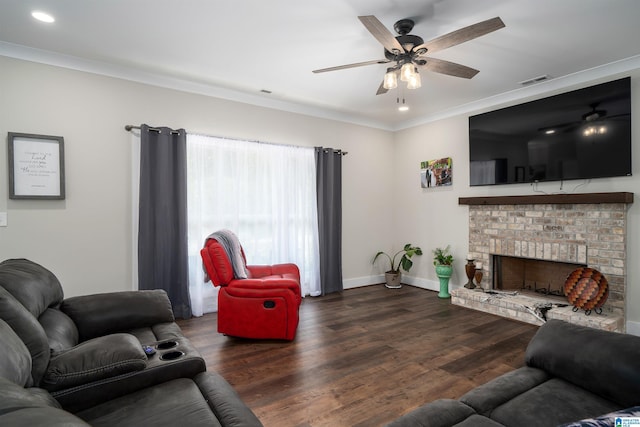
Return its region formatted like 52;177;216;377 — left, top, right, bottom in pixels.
0;56;394;297
2;55;639;333
393;70;640;333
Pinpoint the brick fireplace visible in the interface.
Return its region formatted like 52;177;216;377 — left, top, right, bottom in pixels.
452;192;633;332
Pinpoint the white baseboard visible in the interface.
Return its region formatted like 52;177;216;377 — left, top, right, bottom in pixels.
401;275;439;292
626;320;640;336
342;275;383;290
342;274;441;293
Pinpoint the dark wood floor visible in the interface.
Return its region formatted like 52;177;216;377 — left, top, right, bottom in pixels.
177;285;538;427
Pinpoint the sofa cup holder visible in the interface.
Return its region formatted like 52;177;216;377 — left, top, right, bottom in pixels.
156;340;178;350
159;350;185;361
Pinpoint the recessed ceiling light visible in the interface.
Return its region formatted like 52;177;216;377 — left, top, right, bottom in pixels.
32;11;55;23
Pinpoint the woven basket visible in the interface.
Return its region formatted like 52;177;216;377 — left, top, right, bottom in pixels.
564;267;608;311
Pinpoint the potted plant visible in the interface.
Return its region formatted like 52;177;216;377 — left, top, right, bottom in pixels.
373;244;423;288
433;246;454;298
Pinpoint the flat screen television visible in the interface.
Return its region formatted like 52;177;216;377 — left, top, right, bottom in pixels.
469;77;632;186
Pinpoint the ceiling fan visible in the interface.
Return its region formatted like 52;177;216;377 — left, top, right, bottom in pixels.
542;102;630;135
313;15;505;95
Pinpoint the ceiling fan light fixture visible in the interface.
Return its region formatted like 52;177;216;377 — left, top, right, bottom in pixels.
406;70;421;89
383;69;398;90
400;62;415;82
583;125;607;137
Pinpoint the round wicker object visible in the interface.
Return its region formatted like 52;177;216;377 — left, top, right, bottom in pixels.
564;267;608;311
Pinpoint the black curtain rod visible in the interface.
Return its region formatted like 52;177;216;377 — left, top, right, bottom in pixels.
320;148;349;156
124;125;347;154
124;125;180;134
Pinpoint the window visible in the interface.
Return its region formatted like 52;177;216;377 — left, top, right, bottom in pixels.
186;134;320;316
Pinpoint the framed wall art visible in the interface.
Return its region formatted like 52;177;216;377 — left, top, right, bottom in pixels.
8;132;66;200
421;157;452;188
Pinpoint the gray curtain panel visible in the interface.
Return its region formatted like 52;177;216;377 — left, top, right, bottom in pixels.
138;124;191;318
315;147;343;295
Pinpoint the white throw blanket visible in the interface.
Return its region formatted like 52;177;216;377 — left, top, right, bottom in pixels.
204;229;248;280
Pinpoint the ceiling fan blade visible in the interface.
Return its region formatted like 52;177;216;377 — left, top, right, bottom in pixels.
313;59;389;73
422;17;505;54
376;81;388;95
358;15;405;54
419;57;479;79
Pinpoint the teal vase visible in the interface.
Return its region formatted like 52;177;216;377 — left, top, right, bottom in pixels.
435;264;453;299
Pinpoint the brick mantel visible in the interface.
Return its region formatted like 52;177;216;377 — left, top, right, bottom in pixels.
459;192;633;206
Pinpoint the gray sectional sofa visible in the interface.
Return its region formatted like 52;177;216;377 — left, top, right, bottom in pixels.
387;319;640;427
0;258;262;426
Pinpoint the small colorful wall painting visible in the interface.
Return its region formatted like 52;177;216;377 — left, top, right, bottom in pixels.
421;157;452;188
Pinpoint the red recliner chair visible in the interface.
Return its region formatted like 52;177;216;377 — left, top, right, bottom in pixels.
200;237;301;340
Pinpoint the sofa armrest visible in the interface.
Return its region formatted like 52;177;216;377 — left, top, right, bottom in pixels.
228;278;301;298
194;371;264;427
61;290;175;340
42;333;147;392
525;319;640;407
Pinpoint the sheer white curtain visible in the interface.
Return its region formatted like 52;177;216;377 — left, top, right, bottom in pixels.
187;134;321;316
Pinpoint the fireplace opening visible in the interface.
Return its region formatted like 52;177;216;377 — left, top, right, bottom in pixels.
493;255;586;297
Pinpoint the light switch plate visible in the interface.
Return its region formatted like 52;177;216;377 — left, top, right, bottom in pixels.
0;212;7;227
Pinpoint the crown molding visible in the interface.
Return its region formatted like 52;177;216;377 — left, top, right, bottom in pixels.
2;41;639;133
0;41;393;131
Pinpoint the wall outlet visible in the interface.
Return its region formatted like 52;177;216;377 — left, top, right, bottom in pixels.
0;212;7;227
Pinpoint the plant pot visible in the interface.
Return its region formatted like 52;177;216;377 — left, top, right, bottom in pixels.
435;264;453;298
385;271;402;289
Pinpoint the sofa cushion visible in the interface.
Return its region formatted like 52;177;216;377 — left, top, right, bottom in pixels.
0;287;49;386
460;366;550;416
490;378;621;427
76;374;263;427
76;378;220;426
525;319;640;407
386;399;477;427
39;307;79;353
0;406;90;427
0;377;90;427
201;240;232;285
0;258;64;317
456;415;505;427
0;376;60;411
61;290;175;341
42;333;147;392
0;319;33;387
